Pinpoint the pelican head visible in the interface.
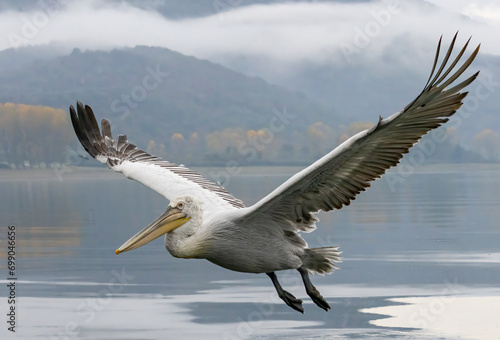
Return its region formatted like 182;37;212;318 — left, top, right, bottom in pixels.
115;196;199;254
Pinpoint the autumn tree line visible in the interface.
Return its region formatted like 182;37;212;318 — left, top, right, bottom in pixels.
0;102;73;167
0;102;498;169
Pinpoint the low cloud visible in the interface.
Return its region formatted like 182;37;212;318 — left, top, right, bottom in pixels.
0;0;498;68
463;2;500;23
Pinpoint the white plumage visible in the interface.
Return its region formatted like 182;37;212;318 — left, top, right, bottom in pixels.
70;34;479;313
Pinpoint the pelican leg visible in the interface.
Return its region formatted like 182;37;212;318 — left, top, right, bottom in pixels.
266;272;304;313
297;266;331;311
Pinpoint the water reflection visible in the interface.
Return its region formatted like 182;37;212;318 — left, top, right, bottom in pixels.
363;295;500;340
1;164;499;339
0;173;85;261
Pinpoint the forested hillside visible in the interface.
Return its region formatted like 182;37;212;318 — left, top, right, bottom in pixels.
0;44;493;168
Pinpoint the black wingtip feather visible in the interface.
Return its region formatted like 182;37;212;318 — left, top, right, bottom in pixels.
251;33;480;228
68;101;245;209
101;119;112;139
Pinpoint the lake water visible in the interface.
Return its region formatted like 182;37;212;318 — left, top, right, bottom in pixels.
1;164;499;340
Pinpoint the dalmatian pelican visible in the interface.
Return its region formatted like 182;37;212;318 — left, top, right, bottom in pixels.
70;34;479;313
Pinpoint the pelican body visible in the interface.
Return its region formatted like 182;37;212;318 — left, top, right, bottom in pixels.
70;34;479;313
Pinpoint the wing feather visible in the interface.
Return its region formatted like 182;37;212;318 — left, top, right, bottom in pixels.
241;34;479;232
70;103;244;211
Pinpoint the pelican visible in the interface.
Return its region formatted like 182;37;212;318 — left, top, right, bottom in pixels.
70;34;479;313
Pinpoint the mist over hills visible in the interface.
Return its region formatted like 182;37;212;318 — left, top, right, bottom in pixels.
0;45;336;144
0;0;498;167
230;41;500;144
0;0;372;19
1;0;495;145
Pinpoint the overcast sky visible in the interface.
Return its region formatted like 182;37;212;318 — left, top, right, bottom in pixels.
427;0;500;23
0;0;498;66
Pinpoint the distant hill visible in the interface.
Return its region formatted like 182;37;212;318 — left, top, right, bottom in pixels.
0;42;493;167
0;45;337;144
0;0;496;167
0;45;353;166
215;37;500;145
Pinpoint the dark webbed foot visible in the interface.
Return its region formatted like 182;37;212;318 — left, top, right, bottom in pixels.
298;266;331;311
280;289;304;313
266;272;304;313
306;285;330;311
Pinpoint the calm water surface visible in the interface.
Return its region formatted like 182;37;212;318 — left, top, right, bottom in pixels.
1;164;499;339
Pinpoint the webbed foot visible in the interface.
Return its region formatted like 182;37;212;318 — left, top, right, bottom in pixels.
266;272;304;313
307;285;330;311
280;289;304;313
298;265;331;312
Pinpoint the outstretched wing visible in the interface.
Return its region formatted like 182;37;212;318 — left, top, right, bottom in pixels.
70;102;244;212
241;34;480;232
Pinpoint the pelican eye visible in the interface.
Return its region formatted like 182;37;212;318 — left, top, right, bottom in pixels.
176;202;184;210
